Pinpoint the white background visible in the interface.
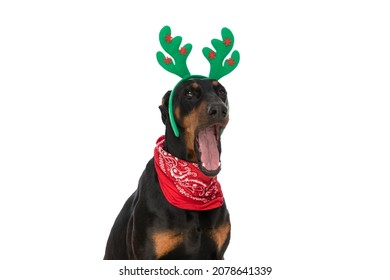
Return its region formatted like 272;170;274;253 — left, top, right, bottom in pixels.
1;0;389;279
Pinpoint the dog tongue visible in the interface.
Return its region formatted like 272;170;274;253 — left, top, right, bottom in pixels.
198;127;220;172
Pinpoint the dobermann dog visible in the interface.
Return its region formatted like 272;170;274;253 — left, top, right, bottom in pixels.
104;77;230;260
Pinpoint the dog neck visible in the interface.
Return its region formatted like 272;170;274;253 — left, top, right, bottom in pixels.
163;124;189;161
154;136;224;211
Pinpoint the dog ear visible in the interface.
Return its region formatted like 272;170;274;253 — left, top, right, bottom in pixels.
159;91;171;125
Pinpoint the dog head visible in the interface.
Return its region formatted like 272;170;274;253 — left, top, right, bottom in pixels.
159;78;229;176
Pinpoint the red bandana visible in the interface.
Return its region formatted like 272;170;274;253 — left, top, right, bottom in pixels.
154;136;224;211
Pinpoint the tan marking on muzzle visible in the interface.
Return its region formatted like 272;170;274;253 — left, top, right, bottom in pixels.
181;102;208;162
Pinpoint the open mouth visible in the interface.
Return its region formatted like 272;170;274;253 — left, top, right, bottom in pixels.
195;124;224;177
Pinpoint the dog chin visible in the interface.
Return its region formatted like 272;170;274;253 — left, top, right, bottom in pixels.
198;162;221;177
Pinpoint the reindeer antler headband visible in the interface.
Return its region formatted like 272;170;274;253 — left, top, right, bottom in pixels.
156;25;240;137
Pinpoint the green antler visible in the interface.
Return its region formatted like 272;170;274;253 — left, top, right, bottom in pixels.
156;26;192;78
202;27;240;80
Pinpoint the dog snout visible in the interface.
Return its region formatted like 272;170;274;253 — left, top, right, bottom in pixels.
207;103;228;120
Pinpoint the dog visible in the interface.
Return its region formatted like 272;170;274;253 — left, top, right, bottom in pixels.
104;77;230;260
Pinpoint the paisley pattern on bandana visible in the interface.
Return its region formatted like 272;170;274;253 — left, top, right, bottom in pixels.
154;136;224;211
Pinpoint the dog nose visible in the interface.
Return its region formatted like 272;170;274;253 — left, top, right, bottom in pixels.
207;103;228;119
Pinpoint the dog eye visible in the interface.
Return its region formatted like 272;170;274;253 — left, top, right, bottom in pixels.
217;88;227;97
184;89;193;98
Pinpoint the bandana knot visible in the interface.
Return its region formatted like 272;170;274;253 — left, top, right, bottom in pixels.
154;136;224;211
